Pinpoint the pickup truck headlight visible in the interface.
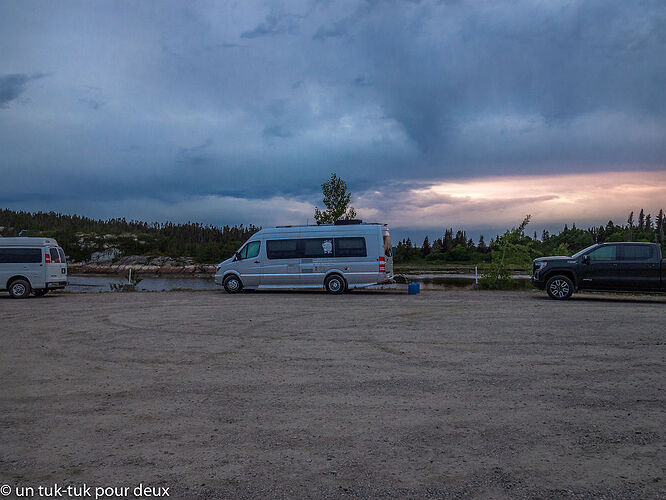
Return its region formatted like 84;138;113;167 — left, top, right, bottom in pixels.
535;262;547;271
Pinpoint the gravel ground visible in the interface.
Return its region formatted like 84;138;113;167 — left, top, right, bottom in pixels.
1;290;665;499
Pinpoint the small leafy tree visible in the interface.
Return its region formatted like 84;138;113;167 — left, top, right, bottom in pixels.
481;215;532;289
313;173;357;224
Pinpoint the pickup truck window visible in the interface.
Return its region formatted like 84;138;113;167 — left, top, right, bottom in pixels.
572;244;597;258
588;245;617;262
620;244;654;260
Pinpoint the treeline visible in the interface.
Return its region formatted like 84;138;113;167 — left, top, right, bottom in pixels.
0;209;260;263
395;208;666;266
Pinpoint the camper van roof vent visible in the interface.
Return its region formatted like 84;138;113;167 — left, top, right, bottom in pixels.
334;219;363;225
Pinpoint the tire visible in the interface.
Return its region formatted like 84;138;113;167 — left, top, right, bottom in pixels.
546;275;574;300
325;274;346;294
33;289;49;297
223;275;243;294
9;279;32;299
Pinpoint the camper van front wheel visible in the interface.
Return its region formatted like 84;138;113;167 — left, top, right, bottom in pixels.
224;275;243;294
9;279;31;299
325;274;346;294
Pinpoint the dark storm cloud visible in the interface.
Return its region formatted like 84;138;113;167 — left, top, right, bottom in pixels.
0;73;46;107
241;11;300;38
0;0;665;226
312;20;348;41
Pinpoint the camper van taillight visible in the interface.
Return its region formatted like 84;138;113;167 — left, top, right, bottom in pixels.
45;253;51;263
379;256;385;272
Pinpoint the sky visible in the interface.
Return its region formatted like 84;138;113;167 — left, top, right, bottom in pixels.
1;0;665;242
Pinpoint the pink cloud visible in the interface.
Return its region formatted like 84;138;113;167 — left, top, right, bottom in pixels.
354;170;666;228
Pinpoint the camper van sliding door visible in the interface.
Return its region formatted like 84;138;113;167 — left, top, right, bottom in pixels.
264;239;301;286
299;238;334;286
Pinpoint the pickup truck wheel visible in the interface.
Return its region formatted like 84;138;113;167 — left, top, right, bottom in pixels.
546;275;574;300
9;279;32;299
223;275;243;294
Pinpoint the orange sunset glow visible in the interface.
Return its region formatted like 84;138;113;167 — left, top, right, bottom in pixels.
357;170;666;229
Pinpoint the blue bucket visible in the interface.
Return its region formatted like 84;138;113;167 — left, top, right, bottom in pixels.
408;282;420;295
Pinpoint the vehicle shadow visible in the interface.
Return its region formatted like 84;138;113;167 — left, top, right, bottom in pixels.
0;295;64;300
532;293;666;304
240;289;408;295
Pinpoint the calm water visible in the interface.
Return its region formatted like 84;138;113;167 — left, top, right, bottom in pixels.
64;273;530;293
65;275;219;292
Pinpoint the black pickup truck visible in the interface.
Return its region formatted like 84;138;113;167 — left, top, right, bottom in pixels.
532;242;666;299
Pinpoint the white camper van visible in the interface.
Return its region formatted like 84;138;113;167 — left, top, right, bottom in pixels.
0;237;68;298
214;221;393;293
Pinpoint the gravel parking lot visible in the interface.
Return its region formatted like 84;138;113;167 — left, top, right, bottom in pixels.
1;290;665;499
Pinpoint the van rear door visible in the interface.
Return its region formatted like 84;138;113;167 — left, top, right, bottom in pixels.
47;247;67;285
382;228;393;277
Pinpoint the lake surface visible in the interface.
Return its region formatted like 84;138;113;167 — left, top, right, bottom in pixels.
65;273;530;293
65;275;219;292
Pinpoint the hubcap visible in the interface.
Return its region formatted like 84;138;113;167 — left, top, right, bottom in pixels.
329;279;341;292
550;279;569;298
12;283;26;296
227;279;239;291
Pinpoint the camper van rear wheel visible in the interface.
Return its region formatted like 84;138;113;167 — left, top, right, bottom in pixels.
325;274;345;294
224;275;243;294
9;279;31;299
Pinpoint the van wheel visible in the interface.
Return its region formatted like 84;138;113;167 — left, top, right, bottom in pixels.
325;274;346;294
546;275;574;300
9;279;31;299
223;275;243;294
34;289;49;297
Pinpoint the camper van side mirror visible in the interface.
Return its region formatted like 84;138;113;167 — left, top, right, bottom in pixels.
582;255;590;265
234;252;241;261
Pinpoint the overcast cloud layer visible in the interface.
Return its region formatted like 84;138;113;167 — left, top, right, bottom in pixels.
1;0;665;235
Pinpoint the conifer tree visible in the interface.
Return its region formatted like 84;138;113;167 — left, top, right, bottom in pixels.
443;229;453;252
478;235;487;253
421;236;431;257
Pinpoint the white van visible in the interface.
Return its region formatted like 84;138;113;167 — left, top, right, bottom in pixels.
214;221;393;293
0;237;68;298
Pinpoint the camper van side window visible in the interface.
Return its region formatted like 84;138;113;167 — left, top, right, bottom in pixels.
334;237;367;257
0;248;43;263
267;239;300;259
302;238;334;258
